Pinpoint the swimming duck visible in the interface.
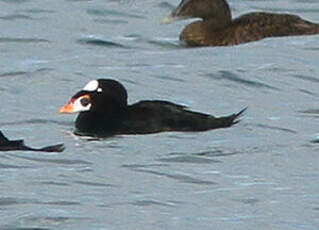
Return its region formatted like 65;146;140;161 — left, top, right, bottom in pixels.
162;0;319;46
59;79;245;137
0;131;65;152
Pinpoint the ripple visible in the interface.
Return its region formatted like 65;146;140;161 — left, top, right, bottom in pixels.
0;68;52;78
299;109;319;114
86;9;144;19
66;0;93;1
21;216;92;226
77;38;127;48
193;149;240;157
310;139;319;144
252;123;297;134
299;88;316;96
0;197;79;207
0;197;36;206
0;0;29;3
43;201;80;206
0;14;33;20
73;180;116;187
168;149;241;158
93;18;128;24
146;38;184;49
12;155;92;166
128;168;216;185
207;71;279;90
0;119;72;127
0;37;49;43
0;163;31;169
157;155;221;164
237;198;260;205
298;109;319;119
0;71;28;77
150;74;185;82
291;74;319;84
157;2;176;10
130;199;177;207
157;149;241;164
23;8;55;14
36;181;69;186
121;163;168;169
2;228;51;230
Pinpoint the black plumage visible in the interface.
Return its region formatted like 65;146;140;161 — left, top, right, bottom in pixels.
0;131;65;152
59;79;246;137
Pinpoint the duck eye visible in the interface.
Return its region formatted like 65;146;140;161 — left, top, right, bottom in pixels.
80;97;90;106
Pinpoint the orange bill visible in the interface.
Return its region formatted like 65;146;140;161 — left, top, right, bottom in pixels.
59;100;75;114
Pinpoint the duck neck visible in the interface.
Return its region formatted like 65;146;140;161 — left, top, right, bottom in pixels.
180;7;232;45
202;0;232;30
203;1;232;30
181;17;232;46
204;15;232;31
75;107;127;137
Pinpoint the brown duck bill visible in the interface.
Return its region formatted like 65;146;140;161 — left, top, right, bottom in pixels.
161;15;190;24
161;1;191;24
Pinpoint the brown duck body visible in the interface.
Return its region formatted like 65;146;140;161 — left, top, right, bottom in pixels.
163;0;319;46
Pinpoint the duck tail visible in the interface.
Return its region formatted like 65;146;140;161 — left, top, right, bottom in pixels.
295;18;319;34
219;107;247;128
0;131;9;144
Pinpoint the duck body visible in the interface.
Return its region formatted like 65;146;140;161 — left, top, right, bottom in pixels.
120;100;245;134
163;0;319;46
59;79;245;137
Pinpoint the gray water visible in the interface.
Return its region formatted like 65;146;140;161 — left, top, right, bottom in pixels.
1;0;319;229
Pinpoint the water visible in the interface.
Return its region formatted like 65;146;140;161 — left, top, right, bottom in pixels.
1;0;319;229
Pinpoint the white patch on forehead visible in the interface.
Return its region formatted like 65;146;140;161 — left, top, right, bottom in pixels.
83;80;98;91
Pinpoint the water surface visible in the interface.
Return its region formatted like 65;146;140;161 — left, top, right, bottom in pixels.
1;0;319;229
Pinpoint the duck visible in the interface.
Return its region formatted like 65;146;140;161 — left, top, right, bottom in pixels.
162;0;319;46
58;79;246;137
0;131;65;152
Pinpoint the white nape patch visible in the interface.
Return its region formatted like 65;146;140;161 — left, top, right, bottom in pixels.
83;80;98;92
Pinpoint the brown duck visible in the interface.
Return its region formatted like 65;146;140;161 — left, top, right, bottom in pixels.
162;0;319;46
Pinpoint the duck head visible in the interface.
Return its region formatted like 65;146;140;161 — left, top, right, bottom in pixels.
59;79;128;115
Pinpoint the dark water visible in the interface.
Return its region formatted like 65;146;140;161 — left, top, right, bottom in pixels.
1;0;319;229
